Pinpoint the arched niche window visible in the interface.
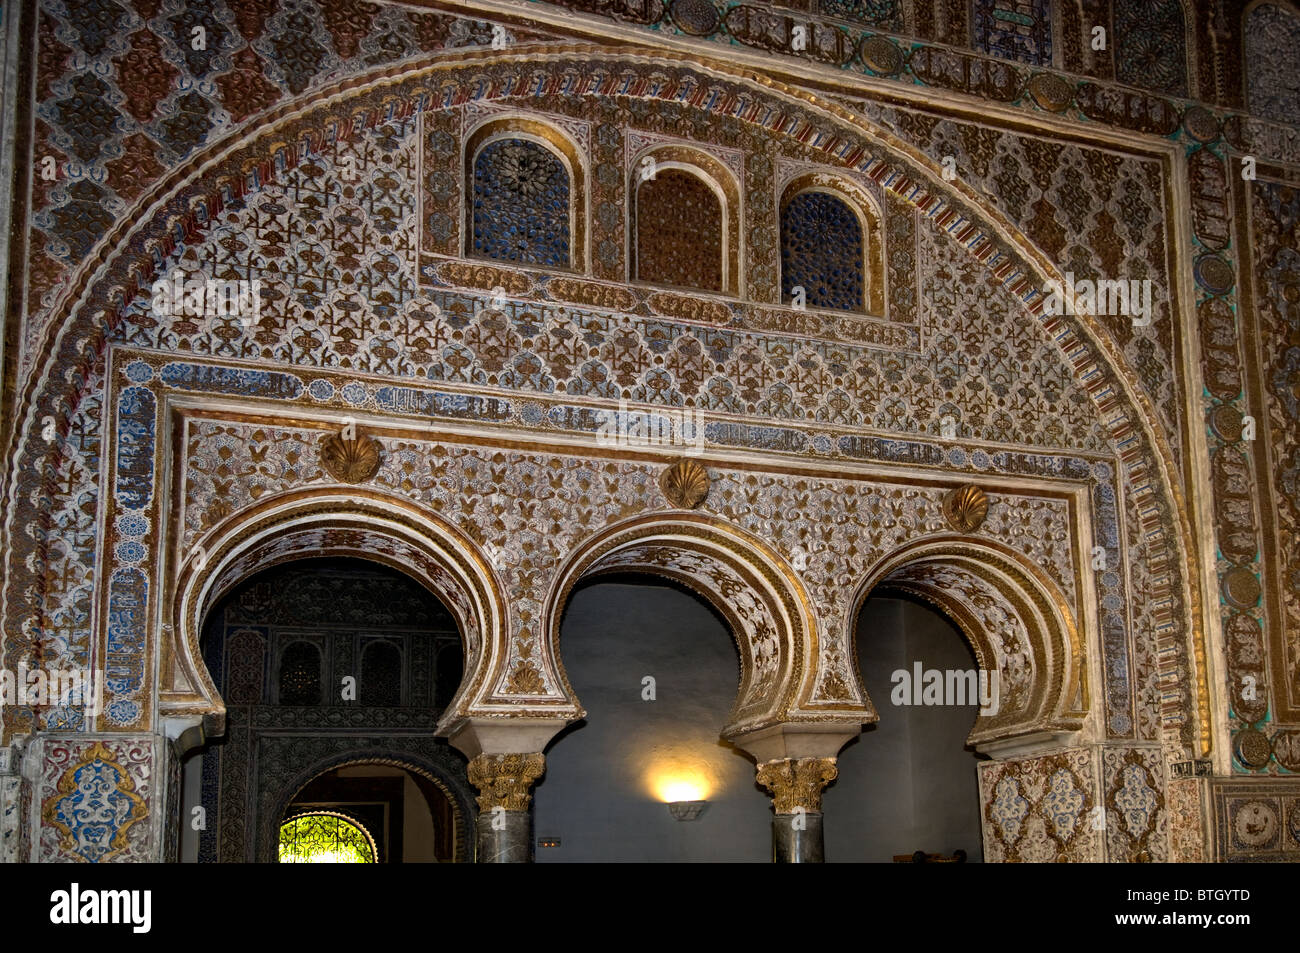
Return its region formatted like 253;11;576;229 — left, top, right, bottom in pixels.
630;146;740;296
1245;2;1300;127
360;639;403;707
278;640;321;706
278;812;377;864
779;175;882;314
465;117;585;270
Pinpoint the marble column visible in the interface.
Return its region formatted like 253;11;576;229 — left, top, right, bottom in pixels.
467;752;545;863
755;756;838;863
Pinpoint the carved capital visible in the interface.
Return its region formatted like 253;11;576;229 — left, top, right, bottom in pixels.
755;757;838;814
467;753;546;812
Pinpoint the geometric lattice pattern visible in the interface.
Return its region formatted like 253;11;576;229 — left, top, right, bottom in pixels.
278;642;322;706
635;169;723;292
1115;0;1188;97
781;190;864;312
361;641;403;707
471;138;571;267
1246;3;1300;127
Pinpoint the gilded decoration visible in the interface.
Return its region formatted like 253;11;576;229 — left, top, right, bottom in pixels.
1233;730;1272;771
40;740;150;863
858;536;1087;747
942;485;989;533
11;0;1296;864
319;430;384;484
858;36;903;77
467;753;546;812
1027;72;1073;113
979;749;1098;863
7;52;1196;764
755;757;838;814
659;460;710;509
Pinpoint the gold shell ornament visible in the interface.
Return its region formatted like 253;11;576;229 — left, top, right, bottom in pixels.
660;459;710;509
320;430;383;484
942;484;989;533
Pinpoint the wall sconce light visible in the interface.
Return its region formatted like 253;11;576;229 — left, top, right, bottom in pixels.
668;800;707;821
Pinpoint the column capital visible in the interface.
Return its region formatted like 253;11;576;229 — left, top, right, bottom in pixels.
755;756;838;814
467;752;546;812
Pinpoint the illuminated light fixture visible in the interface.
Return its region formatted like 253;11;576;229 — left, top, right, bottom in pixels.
648;761;713;819
668;800;707;821
656;776;709;802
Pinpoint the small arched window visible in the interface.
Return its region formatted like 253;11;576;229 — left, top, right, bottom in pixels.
278;641;321;706
781;189;866;313
470;137;572;268
278;812;377;864
360;640;402;707
634;168;724;292
630;147;740;296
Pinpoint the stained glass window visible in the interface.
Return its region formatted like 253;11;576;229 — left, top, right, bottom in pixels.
278;812;377;864
781;190;865;312
360;640;402;707
278;641;321;706
471;138;571;267
635;168;723;292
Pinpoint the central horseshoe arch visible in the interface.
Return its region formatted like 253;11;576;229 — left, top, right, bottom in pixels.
539;511;831;740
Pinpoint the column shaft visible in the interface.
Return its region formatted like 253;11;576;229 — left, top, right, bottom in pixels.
467;752;545;864
755;757;837;864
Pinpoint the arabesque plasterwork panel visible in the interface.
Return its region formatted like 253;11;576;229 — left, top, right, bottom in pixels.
13;0;1292;862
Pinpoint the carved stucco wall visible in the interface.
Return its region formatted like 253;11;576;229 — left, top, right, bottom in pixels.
5;48;1198;735
3;0;1298;862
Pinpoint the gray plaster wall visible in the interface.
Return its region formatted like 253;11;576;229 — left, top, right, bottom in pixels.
534;582;984;863
534;580;769;862
825;596;986;862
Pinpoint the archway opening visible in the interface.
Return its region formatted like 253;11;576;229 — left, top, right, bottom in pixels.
534;575;770;862
279;811;377;864
180;556;471;863
279;763;458;863
830;590;988;862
